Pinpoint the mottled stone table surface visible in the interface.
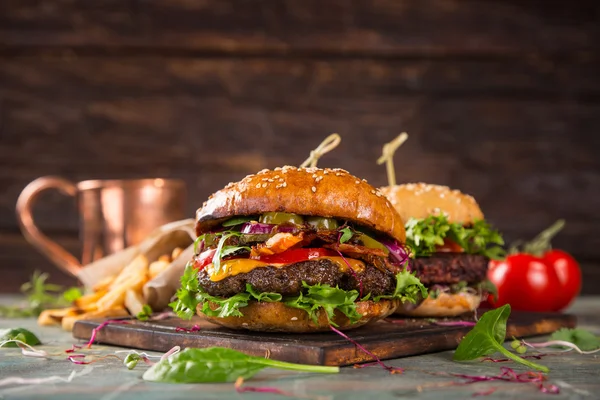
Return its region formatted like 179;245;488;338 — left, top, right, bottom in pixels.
1;296;598;400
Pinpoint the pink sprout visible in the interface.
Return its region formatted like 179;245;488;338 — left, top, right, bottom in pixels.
383;318;405;325
86;320;130;348
330;326;403;374
67;355;90;365
451;367;559;394
160;346;181;361
65;344;82;354
149;311;175;321
472;387;498;397
521;339;600;355
335;250;363;298
482;354;546;363
175;325;201;333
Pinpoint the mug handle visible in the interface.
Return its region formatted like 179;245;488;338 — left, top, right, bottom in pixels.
16;176;81;277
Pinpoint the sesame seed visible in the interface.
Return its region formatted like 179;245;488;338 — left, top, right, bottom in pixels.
355;180;360;184
323;170;329;175
311;186;316;193
376;191;382;197
268;179;274;182
362;178;367;183
371;190;376;194
282;182;287;187
262;177;269;181
291;317;298;321
312;174;318;178
255;183;261;189
242;322;249;326
273;175;280;179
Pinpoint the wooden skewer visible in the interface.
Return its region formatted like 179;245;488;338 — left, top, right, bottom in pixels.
300;133;342;168
377;132;409;187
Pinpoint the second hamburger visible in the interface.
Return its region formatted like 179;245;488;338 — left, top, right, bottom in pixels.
380;183;504;317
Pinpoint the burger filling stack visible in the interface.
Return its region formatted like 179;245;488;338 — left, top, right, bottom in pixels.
380;183;504;317
171;166;426;332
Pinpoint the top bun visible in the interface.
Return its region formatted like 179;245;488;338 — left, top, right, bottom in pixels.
379;183;484;225
197;166;406;242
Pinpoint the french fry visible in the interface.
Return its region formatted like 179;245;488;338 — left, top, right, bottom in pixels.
74;291;107;309
124;289;145;316
110;254;149;291
171;247;183;260
149;260;170;280
61;307;129;332
97;274;146;311
158;254;171;263
38;307;79;326
92;275;116;293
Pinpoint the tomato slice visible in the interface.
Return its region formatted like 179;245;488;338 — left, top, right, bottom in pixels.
252;248;338;264
193;248;217;270
436;238;464;253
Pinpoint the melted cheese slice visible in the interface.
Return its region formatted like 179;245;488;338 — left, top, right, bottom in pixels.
206;256;365;282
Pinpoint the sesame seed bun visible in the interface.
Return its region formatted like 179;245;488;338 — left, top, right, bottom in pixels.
394;292;481;317
197;166;406;242
199;298;400;332
379;183;484;225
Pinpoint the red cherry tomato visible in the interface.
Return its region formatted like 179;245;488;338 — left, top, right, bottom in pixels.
253;248;338;264
487;254;563;312
544;249;581;311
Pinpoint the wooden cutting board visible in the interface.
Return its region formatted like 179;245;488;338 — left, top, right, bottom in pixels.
73;311;575;366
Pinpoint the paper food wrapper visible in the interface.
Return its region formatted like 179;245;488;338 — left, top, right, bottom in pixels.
76;218;197;310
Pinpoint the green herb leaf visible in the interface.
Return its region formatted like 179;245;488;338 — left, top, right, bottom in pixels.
405;215;505;259
0;271;84;318
339;227;354;244
220;245;251;258
136;304;153;321
453;304;549;372
245;284;282;302
550;328;600;351
212;232;243;274
63;287;83;302
222;216;255;227
0;328;42;347
142;347;339;383
124;353;141;370
284;282;361;327
374;270;427;303
169;263;201;320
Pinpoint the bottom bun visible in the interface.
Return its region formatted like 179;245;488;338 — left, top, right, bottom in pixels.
198;299;400;332
394;292;482;317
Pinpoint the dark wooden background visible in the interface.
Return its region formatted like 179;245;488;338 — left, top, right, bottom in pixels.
1;1;599;293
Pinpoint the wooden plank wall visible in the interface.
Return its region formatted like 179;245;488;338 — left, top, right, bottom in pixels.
1;1;599;293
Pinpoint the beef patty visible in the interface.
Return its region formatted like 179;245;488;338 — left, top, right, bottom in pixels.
410;253;488;285
198;259;395;298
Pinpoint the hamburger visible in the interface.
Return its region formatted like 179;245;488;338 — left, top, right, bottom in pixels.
170;166;425;332
379;183;504;317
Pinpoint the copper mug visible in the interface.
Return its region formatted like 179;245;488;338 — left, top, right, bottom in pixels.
16;177;187;277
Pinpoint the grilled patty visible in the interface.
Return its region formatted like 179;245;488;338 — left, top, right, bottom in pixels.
198;259;395;298
411;253;488;285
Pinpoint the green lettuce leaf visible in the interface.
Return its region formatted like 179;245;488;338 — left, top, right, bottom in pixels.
374;270;427;303
405;215;505;259
550;328;600;351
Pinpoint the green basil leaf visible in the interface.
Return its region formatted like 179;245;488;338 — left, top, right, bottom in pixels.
143;347;338;383
0;328;42;347
453;304;549;372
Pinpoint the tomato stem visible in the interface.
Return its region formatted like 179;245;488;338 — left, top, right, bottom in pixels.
511;220;565;257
